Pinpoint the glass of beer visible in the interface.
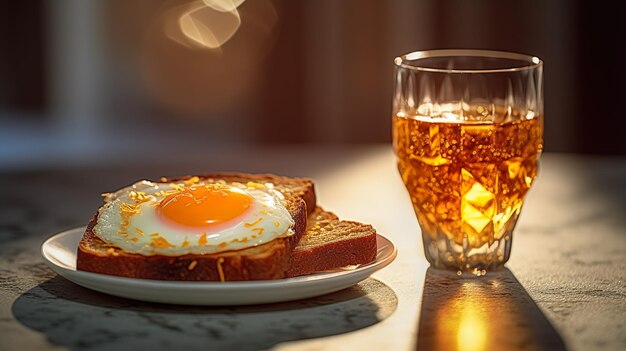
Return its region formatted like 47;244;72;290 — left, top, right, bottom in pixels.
392;50;543;274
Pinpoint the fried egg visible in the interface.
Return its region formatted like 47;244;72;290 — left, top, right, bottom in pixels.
93;178;295;256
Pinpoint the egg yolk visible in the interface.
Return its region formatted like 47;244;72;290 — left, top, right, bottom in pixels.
157;185;254;227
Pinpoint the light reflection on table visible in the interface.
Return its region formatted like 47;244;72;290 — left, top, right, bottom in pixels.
417;268;567;351
1;148;624;351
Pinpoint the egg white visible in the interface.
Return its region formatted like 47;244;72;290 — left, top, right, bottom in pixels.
93;180;295;256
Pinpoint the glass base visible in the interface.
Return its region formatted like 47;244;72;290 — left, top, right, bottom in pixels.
421;228;512;276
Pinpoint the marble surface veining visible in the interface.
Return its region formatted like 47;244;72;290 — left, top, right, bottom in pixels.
0;148;624;351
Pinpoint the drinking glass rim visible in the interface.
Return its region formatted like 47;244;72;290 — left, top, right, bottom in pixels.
394;49;543;74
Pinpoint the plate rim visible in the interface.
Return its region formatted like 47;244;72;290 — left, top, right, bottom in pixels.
41;226;397;290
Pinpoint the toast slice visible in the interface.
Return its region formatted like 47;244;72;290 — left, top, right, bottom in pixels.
287;207;378;277
77;173;315;281
77;173;378;281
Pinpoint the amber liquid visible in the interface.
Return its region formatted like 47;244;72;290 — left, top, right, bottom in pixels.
393;110;543;272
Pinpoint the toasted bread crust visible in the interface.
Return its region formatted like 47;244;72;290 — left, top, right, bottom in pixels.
77;174;312;281
78;205;307;280
76;174;379;282
287;208;378;277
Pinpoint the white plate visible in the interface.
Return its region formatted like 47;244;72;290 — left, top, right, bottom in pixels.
41;227;397;306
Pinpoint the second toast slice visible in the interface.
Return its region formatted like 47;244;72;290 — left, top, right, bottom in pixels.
288;207;378;277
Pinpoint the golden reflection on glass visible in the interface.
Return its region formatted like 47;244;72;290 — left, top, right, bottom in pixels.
417;268;566;351
392;50;544;273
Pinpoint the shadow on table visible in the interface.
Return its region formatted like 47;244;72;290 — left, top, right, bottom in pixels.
416;267;567;351
12;275;397;351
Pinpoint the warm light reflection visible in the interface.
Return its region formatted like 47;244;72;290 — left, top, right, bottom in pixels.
163;0;253;50
179;1;242;49
202;0;245;12
418;269;564;351
143;0;277;115
456;302;487;351
436;283;489;351
406;51;427;61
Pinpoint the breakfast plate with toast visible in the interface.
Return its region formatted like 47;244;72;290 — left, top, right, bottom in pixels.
41;173;397;305
42;228;395;305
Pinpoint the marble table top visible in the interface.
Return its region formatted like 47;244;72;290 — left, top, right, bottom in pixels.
0;146;624;351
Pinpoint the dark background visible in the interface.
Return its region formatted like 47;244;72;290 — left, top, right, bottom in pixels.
1;0;625;170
